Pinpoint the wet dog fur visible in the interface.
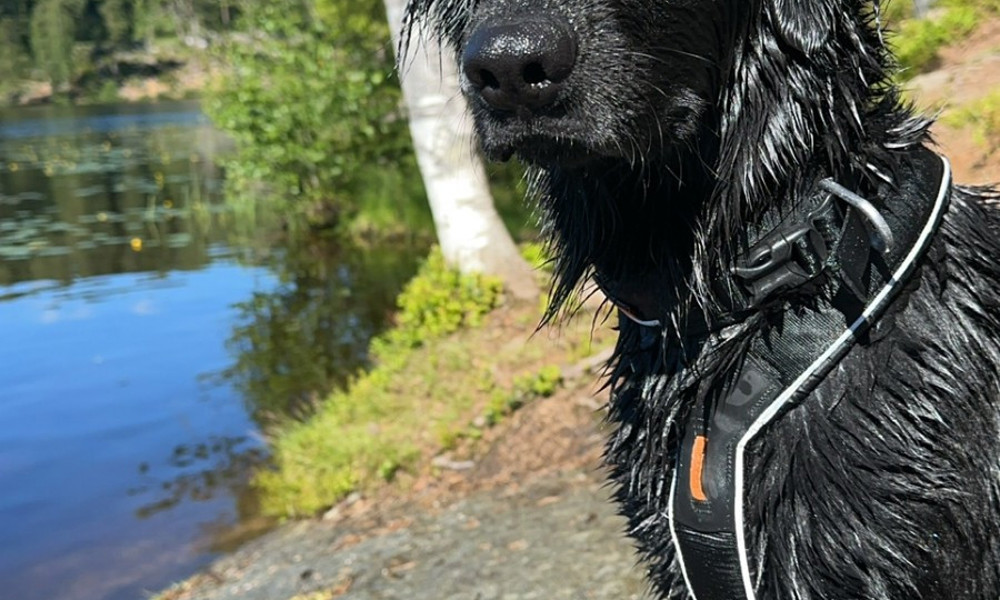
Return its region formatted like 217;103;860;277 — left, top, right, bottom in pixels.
401;0;1000;597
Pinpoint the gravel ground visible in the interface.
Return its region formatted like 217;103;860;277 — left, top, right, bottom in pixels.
167;470;651;600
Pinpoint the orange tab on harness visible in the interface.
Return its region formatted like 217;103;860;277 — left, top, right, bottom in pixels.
690;435;708;502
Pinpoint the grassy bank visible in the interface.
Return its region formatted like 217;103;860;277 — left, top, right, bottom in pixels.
253;246;613;519
942;90;1000;152
890;0;1000;79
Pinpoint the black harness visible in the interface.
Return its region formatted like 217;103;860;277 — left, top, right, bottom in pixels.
609;149;952;600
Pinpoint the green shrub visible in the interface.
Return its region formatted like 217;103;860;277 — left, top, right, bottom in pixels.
893;7;977;76
205;0;415;232
376;249;504;351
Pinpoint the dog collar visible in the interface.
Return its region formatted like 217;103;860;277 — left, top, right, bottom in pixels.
667;149;952;600
606;168;910;332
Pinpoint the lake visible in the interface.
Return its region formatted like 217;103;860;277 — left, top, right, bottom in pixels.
0;101;429;600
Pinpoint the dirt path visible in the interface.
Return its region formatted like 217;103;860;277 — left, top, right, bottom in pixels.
159;470;649;600
908;17;1000;184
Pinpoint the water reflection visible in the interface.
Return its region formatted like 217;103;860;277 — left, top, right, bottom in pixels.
222;234;429;425
0;102;235;286
130;436;267;520
0;102;432;600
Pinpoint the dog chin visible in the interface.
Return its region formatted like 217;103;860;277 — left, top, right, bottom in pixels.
479;132;617;168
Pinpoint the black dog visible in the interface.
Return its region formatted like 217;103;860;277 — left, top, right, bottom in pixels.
402;0;1000;598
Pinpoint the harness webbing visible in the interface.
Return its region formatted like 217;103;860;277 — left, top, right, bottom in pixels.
616;151;952;600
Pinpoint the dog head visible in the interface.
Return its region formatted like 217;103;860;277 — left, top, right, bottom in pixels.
402;0;891;172
403;0;925;317
405;0;733;167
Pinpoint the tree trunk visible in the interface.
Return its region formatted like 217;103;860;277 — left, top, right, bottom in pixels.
384;0;539;302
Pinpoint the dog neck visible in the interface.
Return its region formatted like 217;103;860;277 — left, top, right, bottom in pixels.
540;108;932;335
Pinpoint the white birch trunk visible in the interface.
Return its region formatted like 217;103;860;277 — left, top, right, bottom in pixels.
384;0;539;301
913;0;933;18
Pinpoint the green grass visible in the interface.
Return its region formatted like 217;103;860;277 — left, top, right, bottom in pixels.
484;365;563;426
891;0;1000;79
252;243;616;519
941;88;1000;150
254;248;505;518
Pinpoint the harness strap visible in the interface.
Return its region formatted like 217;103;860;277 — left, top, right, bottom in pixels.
668;151;952;600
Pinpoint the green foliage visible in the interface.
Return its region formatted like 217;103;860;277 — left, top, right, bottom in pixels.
891;0;1000;79
2;0;238;99
375;249;504;351
893;6;977;77
253;247;505;517
520;242;553;272
521;365;563;398
484;365;563;426
29;0;81;88
205;0;415;231
942;89;1000;151
0;18;30;95
99;0;135;46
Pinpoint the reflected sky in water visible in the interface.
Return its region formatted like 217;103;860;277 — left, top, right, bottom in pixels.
0;102;428;600
0;264;271;600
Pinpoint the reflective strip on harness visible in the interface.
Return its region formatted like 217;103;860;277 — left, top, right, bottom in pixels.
668;154;953;600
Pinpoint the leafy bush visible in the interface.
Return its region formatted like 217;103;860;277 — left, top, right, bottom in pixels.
205;0;416;231
376;249;504;351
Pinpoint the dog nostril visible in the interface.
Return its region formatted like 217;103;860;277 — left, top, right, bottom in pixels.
480;69;501;90
523;63;548;86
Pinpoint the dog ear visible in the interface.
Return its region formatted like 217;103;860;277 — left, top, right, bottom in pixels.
766;0;836;56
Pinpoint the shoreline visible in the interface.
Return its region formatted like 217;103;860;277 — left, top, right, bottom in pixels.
3;43;215;110
151;314;641;600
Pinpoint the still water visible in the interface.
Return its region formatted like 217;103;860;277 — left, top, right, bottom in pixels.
0;102;429;600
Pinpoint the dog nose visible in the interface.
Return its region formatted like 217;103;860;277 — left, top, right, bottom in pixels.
461;16;577;113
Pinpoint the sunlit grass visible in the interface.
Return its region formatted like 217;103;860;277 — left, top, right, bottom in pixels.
254;249;505;517
941;88;1000;151
253;247;613;519
890;0;1000;80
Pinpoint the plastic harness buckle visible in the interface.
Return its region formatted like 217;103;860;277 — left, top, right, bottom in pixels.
731;198;833;307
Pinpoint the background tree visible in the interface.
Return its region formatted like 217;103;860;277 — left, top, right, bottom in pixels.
30;0;83;90
0;18;30;90
99;0;136;47
204;0;416;231
385;0;538;301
